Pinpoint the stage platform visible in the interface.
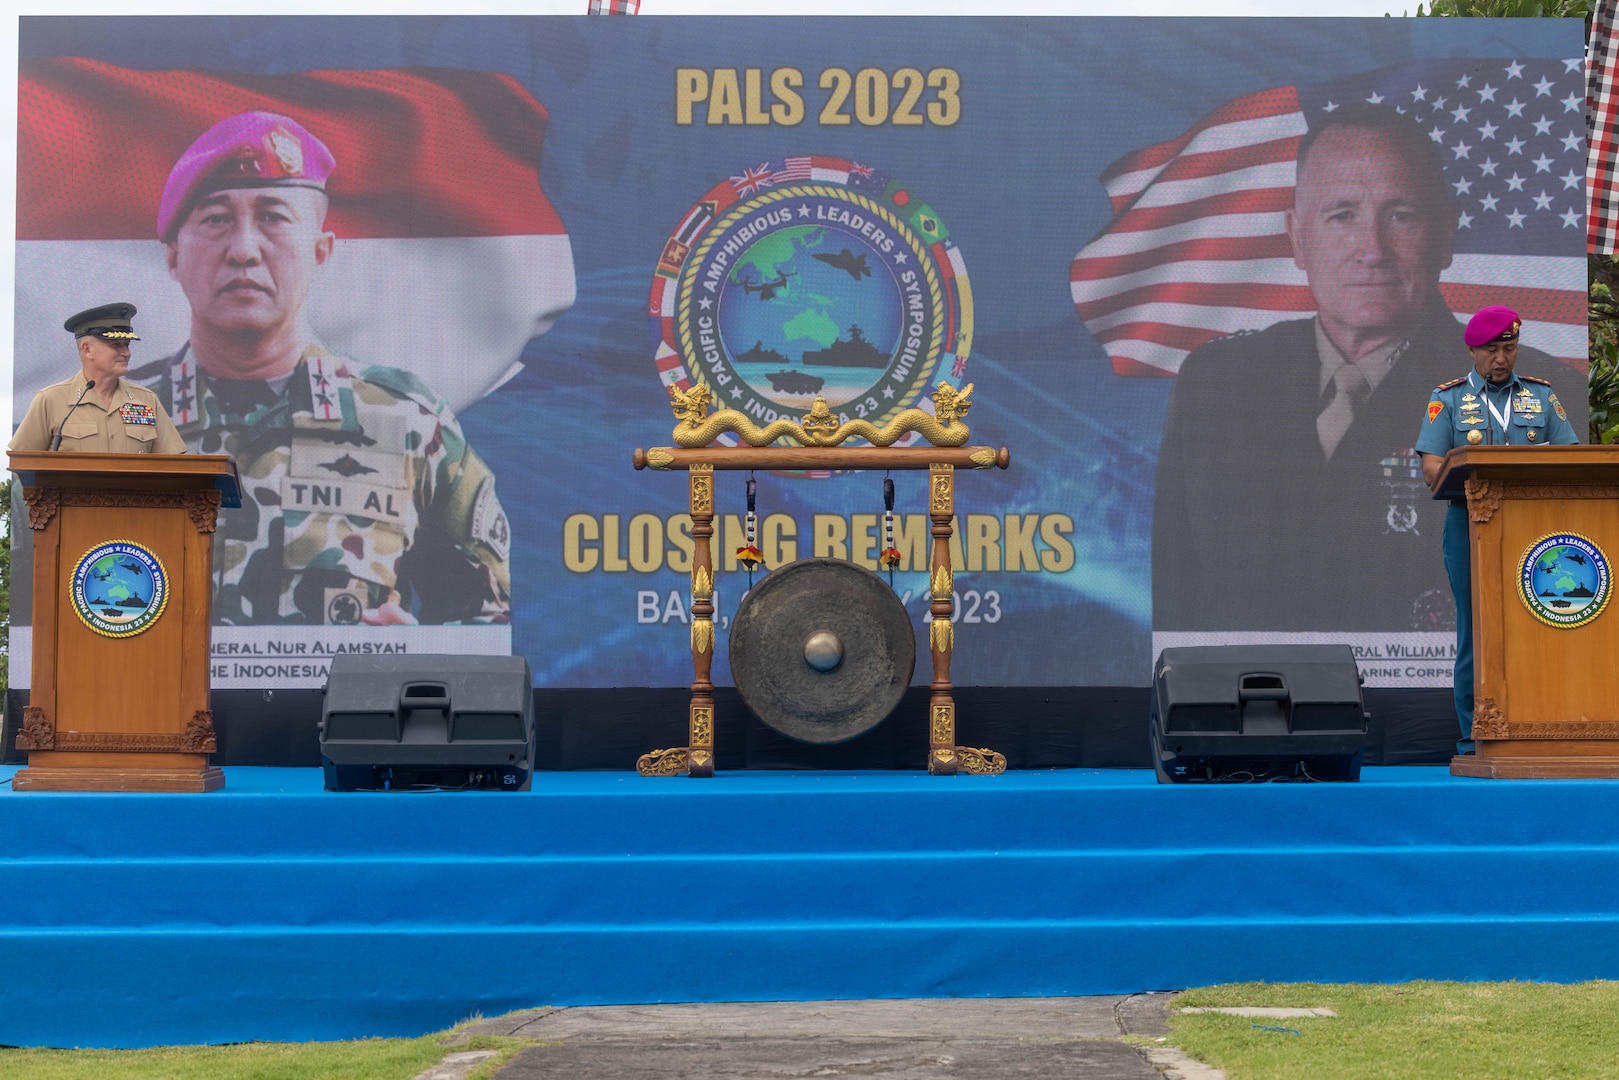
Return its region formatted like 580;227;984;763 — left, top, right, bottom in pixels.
1;765;1616;1049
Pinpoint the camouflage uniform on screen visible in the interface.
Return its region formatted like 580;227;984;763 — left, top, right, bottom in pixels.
132;344;511;626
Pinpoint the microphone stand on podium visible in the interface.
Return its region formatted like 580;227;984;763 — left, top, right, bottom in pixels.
7;450;240;792
47;379;94;451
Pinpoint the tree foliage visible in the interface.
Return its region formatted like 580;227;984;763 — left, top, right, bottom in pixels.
1;479;11;702
1590;262;1619;442
1400;0;1614;440
1402;0;1589;15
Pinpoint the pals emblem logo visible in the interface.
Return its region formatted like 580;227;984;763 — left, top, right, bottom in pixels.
70;540;170;638
650;156;971;461
1517;532;1611;629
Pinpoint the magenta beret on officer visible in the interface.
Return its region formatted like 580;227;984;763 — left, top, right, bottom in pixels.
1463;305;1522;349
157;111;336;240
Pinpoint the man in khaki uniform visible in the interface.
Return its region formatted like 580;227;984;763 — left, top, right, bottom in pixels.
10;302;186;454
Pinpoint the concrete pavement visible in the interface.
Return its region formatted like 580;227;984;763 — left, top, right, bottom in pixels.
446;994;1220;1079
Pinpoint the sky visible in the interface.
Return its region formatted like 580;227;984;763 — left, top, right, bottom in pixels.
0;0;1423;426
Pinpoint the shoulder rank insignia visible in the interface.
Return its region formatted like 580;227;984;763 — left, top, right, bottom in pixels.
1519;375;1552;386
1434;376;1468;391
1427;400;1444;423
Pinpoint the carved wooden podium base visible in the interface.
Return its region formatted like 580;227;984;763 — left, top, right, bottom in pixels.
1452;753;1619;780
14;760;225;792
13;707;226;792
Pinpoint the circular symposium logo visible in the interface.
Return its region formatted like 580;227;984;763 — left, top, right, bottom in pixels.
650;156;971;459
70;540;170;638
1517;532;1612;629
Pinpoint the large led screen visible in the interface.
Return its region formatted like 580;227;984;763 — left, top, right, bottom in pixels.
10;16;1589;691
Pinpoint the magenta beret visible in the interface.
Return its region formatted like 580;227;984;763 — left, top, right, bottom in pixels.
1464;305;1522;349
157;112;336;240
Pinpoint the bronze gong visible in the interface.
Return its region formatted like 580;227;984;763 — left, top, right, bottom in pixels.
729;557;916;744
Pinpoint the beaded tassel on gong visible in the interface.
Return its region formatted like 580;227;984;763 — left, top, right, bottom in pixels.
880;474;902;587
737;473;763;587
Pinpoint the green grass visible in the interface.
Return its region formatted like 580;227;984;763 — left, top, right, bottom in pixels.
0;1031;531;1080
13;986;1619;1079
1170;981;1619;1079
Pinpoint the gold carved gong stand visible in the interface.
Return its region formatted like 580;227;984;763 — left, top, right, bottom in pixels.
632;382;1010;777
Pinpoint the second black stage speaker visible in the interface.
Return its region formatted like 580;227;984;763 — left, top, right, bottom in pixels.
320;654;535;791
1150;644;1369;783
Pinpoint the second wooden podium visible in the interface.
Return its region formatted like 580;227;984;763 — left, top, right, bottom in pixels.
8;451;239;792
1434;446;1619;778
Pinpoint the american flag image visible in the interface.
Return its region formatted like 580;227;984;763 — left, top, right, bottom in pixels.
771;156;861;184
1072;59;1589;377
772;156;813;182
586;0;640;13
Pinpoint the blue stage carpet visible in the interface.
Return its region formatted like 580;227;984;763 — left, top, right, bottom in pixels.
1;765;1616;1048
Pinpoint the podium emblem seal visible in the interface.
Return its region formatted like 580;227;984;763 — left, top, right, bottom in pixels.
1517;532;1611;629
70;540;170;638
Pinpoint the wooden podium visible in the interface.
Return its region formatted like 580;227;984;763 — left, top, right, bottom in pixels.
8;452;240;792
1434;446;1619;779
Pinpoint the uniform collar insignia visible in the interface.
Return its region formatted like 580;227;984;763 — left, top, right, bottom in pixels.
169;348;200;425
302;346;354;426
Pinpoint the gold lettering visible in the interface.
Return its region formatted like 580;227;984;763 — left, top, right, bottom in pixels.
891;513;929;571
926;68;961;126
770;68;805;125
1040;514;1075;572
721;513;747;571
675;68;708;126
813;513;849;558
667;514;694;574
743;68;771;125
851;513;879;569
965;514;1001;572
1003;514;1040;572
563;513;598;572
763;512;797;565
819;67;852;126
708;69;745;125
628;513;663;573
601;514;629;572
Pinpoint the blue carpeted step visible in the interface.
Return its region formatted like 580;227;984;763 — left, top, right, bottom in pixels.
3;846;1616;926
5;768;1619;857
6;916;1619;1047
4;766;1619;1048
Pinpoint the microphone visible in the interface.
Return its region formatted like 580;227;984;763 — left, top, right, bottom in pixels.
48;379;96;451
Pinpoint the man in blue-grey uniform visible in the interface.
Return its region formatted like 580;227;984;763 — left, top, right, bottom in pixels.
1416;305;1580;755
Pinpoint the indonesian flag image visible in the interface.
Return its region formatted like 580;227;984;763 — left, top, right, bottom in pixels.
1072;59;1588;378
15;58;575;420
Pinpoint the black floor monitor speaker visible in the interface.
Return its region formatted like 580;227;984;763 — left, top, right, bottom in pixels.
1151;644;1369;783
320;654;535;791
